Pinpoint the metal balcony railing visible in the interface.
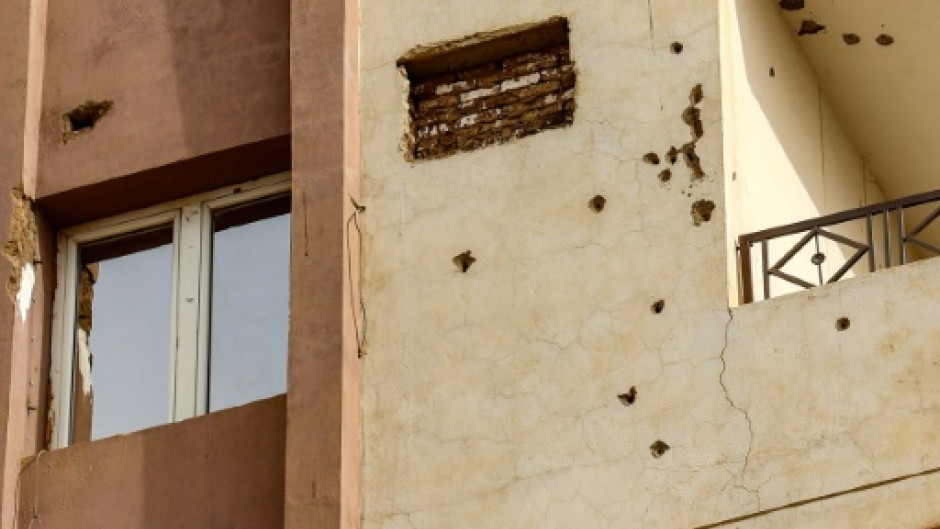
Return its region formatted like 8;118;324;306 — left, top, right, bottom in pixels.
739;189;940;304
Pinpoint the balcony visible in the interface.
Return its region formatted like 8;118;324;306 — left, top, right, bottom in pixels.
738;189;940;303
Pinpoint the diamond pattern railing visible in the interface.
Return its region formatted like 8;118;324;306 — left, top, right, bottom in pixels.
738;188;940;303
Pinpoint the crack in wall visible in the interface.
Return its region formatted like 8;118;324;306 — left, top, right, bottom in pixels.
717;309;755;486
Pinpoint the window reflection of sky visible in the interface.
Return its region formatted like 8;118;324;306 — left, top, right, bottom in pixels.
84;211;290;440
209;212;290;412
88;242;173;440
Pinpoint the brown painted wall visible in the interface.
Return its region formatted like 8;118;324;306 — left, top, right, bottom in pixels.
286;0;360;527
0;1;38;527
0;0;360;527
36;0;290;203
16;395;286;529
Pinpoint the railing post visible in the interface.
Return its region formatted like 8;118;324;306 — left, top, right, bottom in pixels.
761;240;770;301
898;206;907;265
739;237;753;304
883;208;891;268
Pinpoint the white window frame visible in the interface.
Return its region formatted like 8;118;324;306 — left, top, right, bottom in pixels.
49;172;291;449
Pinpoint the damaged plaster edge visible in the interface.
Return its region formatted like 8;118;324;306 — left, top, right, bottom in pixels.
15;263;34;322
3;188;39;306
76;329;93;396
397;16;569;74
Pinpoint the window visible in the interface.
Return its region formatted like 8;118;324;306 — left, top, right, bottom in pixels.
49;174;291;448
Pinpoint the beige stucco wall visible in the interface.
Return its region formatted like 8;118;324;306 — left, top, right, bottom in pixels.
721;255;940;523
360;1;737;528
359;1;940;529
721;0;890;302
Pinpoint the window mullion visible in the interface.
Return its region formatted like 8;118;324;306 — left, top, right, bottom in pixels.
50;238;79;449
173;205;204;421
195;204;213;415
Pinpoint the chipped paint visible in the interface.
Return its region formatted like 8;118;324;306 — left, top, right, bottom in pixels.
15;263;34;322
76;329;93;397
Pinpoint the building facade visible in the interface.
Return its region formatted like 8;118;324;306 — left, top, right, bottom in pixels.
0;0;938;527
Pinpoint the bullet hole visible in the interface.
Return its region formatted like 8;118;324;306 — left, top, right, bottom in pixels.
769;67;776;78
797;20;827;36
666;147;679;165
876;34;894;46
650;440;670;458
778;0;804;10
680;143;705;179
651;299;665;314
843;33;861;45
62;100;114;142
618;387;637;406
836;317;851;331
691;200;716;226
453;251;476;273
689;84;704;106
670;42;684;54
682;107;704;139
643;152;661;165
588;195;607;213
658;169;672;183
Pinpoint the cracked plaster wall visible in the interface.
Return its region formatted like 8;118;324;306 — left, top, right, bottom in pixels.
360;1;742;528
720;255;940;527
361;2;940;528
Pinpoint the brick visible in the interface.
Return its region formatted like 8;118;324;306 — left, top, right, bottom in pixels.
407;38;575;160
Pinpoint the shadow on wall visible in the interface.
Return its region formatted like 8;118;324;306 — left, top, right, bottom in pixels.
162;0;291;154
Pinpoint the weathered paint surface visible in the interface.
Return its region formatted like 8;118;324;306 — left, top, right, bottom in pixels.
722;256;940;516
36;0;290;201
360;1;733;527
360;1;940;529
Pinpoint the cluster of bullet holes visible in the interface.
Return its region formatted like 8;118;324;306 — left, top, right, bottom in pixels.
453;251;476;273
615;387;669;459
780;3;894;47
588;195;607;213
779;0;896;45
836;317;851;331
62;100;113;143
647;85;703;180
639;84;712;224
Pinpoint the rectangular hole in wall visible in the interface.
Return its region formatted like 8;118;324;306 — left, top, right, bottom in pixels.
398;16;576;161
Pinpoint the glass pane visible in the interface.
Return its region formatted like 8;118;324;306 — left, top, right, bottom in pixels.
209;195;290;412
73;225;174;442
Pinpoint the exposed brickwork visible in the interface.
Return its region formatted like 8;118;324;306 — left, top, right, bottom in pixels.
405;43;575;160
